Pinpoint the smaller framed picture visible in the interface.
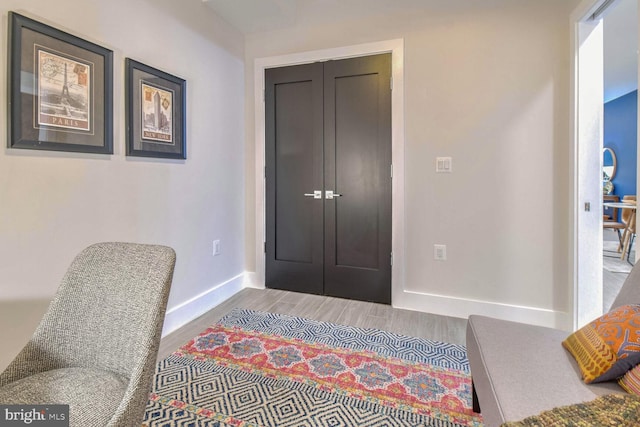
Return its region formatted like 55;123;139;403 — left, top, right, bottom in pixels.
8;12;113;153
125;58;186;159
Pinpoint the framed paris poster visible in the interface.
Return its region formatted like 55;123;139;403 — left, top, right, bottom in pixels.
125;58;186;159
7;12;113;154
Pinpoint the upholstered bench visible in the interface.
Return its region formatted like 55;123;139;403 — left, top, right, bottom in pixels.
466;264;640;426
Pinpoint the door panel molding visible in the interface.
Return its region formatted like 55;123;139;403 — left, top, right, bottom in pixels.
254;39;405;305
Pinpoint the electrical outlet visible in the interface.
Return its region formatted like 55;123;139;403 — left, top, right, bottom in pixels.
434;244;447;261
213;240;221;256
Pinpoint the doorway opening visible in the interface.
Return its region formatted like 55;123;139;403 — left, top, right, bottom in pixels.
601;0;638;312
572;0;639;328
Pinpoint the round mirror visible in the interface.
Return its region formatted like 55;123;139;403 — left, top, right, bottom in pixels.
603;147;617;181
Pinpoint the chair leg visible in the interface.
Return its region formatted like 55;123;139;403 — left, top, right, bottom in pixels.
472;380;481;414
628;234;636;265
620;227;630;255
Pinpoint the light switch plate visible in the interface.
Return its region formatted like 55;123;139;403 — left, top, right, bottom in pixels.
436;157;452;173
434;244;447;261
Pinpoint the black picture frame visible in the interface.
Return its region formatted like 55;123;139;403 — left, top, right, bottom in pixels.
7;12;113;154
125;58;186;159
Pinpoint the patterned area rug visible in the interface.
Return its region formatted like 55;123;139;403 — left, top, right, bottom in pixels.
143;309;483;427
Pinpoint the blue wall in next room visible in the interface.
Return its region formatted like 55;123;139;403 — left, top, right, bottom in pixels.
604;90;637;200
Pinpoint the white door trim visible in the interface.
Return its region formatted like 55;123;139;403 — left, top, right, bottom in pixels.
570;0;607;329
252;39;405;304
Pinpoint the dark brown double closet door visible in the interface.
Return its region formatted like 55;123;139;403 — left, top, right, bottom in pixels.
265;54;391;304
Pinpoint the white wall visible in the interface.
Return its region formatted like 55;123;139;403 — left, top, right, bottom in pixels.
244;0;581;328
0;0;245;369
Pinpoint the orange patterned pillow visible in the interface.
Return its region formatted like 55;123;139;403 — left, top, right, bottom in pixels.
562;305;640;383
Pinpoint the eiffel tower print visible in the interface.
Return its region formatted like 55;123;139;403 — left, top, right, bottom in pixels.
36;49;90;132
61;63;70;101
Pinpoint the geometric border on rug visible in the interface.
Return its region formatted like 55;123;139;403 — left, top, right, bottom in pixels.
217;309;470;371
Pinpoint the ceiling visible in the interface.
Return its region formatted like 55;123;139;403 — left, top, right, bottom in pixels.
201;0;297;34
203;0;639;103
200;0;484;33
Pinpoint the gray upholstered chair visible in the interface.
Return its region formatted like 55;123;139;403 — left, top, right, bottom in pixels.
0;242;176;427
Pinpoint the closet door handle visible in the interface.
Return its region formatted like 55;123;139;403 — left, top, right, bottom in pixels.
304;191;322;199
325;190;342;199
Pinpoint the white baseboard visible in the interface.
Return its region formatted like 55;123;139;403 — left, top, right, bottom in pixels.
393;290;572;331
190;272;571;332
162;273;245;336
